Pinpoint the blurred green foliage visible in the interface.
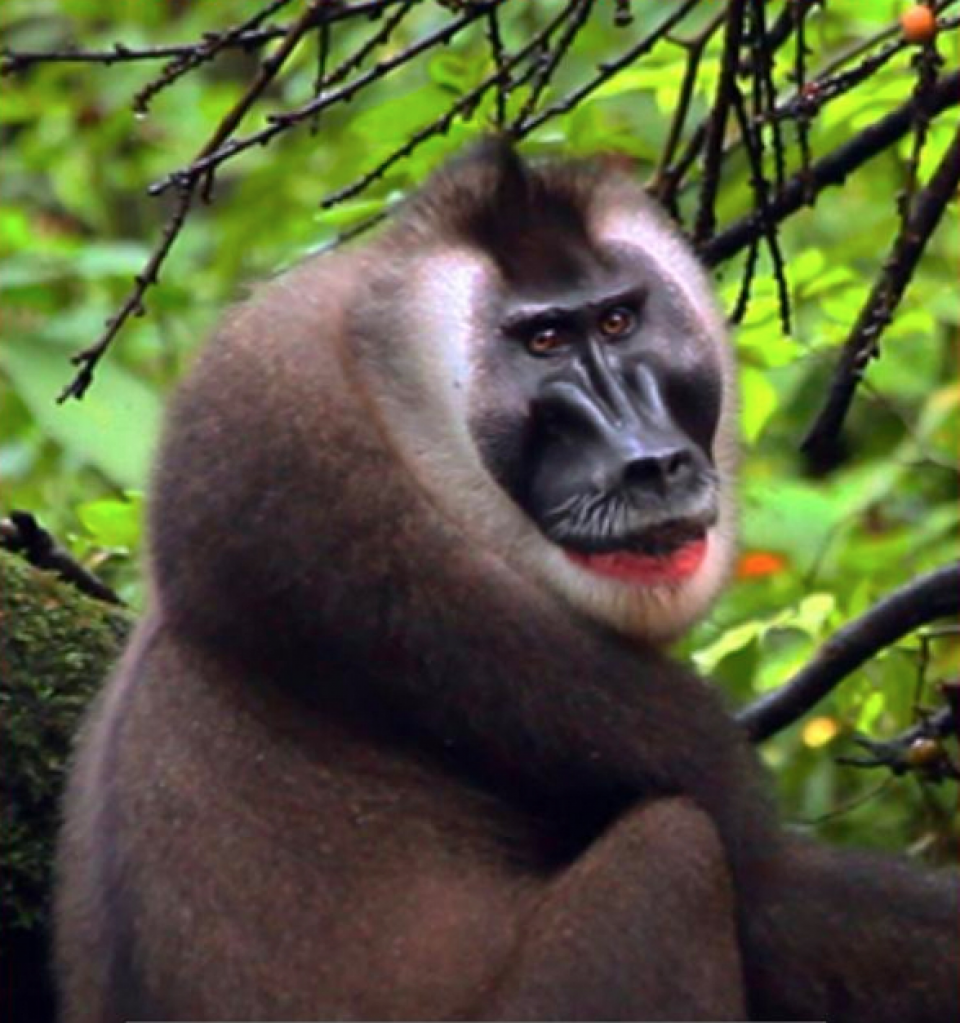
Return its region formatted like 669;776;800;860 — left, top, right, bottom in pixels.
1;0;957;854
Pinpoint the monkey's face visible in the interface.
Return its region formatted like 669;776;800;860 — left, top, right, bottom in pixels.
357;167;736;644
467;222;735;643
476;248;722;590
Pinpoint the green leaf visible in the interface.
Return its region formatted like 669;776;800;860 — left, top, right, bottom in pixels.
739;366;779;443
741;480;845;572
856;691;886;734
1;339;161;488
76;492;144;550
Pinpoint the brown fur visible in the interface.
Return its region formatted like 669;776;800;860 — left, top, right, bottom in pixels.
55;147;959;1022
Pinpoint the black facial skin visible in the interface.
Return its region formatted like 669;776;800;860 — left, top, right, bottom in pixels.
475;258;723;558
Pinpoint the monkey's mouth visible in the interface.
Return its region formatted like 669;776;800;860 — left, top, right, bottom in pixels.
563;521;709;586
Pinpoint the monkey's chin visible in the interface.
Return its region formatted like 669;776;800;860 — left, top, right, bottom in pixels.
565;536;707;586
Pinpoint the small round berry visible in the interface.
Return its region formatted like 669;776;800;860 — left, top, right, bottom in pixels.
900;5;938;45
906;737;943;768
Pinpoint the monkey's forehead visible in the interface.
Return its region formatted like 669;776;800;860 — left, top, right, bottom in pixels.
386;213;723;337
388;148;715;322
394;145;638;274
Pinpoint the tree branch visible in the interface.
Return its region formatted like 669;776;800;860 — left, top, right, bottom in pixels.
694;0;748;244
702;69;960;266
147;1;498;198
739;564;960;743
0;0;408;76
800;123;960;470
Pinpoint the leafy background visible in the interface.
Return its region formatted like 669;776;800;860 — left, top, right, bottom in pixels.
2;0;958;854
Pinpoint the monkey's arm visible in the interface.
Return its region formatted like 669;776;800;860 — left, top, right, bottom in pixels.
472;798;745;1022
745;837;960;1023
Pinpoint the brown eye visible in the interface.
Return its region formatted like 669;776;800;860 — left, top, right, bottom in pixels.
599;306;635;339
526;326;566;356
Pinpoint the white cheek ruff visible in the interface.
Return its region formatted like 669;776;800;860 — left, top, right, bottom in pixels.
410;254;478;408
374;251;545;567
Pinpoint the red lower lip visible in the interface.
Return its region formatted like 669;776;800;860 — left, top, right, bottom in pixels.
566;537;708;585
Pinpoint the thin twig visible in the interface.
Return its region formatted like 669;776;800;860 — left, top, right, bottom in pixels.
650;11;725;211
314;0;417;97
148;2;498;198
132;0;295;114
516;0;707;136
747;0;786;193
0;0;411;76
197;0;329;168
485;5;508;127
729;83;792;333
694;0;748;244
701;70;960;265
59;185;196;403
60;0;331;402
671;6;960;203
319;2;582;210
512;0;594;132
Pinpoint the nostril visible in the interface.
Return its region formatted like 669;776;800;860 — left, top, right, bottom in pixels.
623;447;695;492
664;450;694;479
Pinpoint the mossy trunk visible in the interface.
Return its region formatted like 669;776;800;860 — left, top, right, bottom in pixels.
0;549;132;1023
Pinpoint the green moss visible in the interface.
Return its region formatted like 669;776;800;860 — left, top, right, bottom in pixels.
0;550;133;936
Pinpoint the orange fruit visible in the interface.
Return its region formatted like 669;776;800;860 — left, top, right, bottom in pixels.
900;5;938;44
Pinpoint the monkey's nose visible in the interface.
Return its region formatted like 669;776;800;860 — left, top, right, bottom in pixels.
621;446;698;497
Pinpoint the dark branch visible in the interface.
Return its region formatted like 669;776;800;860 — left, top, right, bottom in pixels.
650;11;724;211
800;123;960;470
59;185;195;402
0;512;120;605
60;0;334;401
693;0;748;244
0;0;409;76
512;0;594;132
148;2;499;198
739;564;960;743
132;0;296;115
515;0;706;136
702;70;960;265
319;2;576;211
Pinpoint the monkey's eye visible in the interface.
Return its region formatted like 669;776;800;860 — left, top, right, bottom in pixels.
525;325;568;357
598;306;636;340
